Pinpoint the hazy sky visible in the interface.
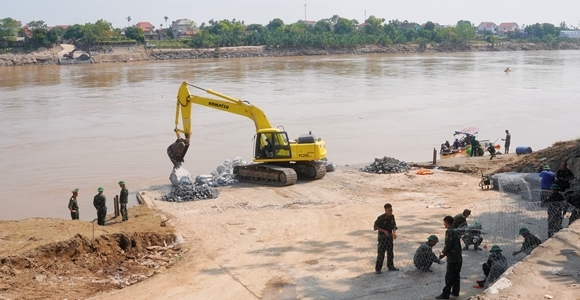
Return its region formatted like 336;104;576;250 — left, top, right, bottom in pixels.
5;0;580;29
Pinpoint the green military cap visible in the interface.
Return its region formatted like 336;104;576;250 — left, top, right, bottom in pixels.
564;189;573;195
97;187;104;192
463;209;471;215
474;221;482;227
550;184;560;190
427;235;439;243
519;228;529;235
490;245;502;252
118;180;125;185
72;188;79;193
543;165;551;170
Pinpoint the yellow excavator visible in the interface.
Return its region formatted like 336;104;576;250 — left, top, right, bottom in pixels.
167;81;327;186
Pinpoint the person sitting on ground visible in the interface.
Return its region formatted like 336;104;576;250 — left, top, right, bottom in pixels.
458;221;483;250
512;228;542;256
452;209;471;229
475;245;508;289
564;189;580;226
487;143;496;160
414;235;445;272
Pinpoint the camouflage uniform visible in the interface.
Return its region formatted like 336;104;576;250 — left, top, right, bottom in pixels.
513;232;542;256
457;223;483;250
564;191;580;226
440;227;462;298
414;241;440;271
482;248;508;287
544;186;565;238
93;188;107;226
119;182;129;222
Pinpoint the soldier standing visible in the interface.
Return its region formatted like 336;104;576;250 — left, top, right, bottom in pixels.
119;181;129;222
93;187;107;226
373;203;399;274
436;216;463;299
512;228;542;256
556;162;574;191
68;188;80;220
544;183;565;237
413;235;445;272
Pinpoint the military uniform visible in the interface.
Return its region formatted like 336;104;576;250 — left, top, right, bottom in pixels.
440;227;462;298
564;190;580;226
452;210;470;229
414;241;440;271
93;188;107;226
481;247;508;287
458;223;483;250
373;213;398;273
544;184;565;238
68;190;79;220
513;231;542;256
556;168;574;191
119;181;129;222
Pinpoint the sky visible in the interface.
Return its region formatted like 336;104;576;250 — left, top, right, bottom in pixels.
4;0;580;29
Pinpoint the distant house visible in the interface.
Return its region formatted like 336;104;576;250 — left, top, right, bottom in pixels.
136;22;158;40
560;30;580;39
172;19;195;38
497;22;519;35
477;22;497;34
303;20;316;27
421;22;442;29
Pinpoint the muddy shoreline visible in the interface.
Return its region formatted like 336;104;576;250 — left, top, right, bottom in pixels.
1;42;579;67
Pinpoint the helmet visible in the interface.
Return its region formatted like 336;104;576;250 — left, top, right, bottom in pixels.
97;187;104;192
564;189;573;195
490;245;502;252
118;180;125;185
427;235;439;243
519;228;529;235
550;184;560;190
543;165;551;170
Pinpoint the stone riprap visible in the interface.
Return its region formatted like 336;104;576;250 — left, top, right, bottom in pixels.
361;156;410;174
161;181;219;202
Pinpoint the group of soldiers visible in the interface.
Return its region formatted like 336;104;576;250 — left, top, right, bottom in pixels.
67;181;129;225
539;162;579;238
374;206;543;299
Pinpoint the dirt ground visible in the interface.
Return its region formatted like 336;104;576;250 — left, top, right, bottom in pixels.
2;149;580;300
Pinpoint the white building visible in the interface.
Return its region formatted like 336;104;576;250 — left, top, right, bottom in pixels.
477;22;497;34
497;22;520;34
560;30;580;39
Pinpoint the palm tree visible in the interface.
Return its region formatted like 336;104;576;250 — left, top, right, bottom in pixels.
126;15;131;27
164;16;168;28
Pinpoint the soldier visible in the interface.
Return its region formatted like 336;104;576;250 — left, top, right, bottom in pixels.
373;203;399;274
475;245;508;289
564;189;580;226
459;221;483;250
93;187;107;226
544;183;565;238
452;209;471;229
68;188;80;220
487;143;496;160
556;162;574;191
436;216;463;299
119;181;129;222
512;228;542;256
413;235;445;272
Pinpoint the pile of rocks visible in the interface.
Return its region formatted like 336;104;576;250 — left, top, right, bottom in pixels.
361;156;410;174
161;181;219;202
320;157;337;172
197;157;247;187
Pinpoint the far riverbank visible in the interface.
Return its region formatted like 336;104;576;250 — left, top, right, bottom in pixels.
1;41;579;67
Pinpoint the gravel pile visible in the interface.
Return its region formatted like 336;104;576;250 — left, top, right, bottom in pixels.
361;156;410;174
197;157;247;187
161;182;219;202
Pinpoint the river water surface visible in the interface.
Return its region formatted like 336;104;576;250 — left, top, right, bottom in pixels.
1;50;579;220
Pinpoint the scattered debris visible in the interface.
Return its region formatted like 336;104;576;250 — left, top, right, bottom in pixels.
360;156;410;174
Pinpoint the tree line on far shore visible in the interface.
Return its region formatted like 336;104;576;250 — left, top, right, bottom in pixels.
0;16;577;51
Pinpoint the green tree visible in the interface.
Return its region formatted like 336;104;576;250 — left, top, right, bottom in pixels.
26;20;48;31
126;16;131;27
486;35;498;47
0;17;19;40
246;24;265;33
63;24;84;41
124;26;145;43
456;20;472;27
28;28;51;47
266;18;285;32
334;17;355;34
424;21;435;31
164;16;168;28
313;20;331;33
47;27;64;44
364;16;384;35
455;22;475;43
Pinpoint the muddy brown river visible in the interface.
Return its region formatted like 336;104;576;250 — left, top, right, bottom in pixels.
1;50;579;220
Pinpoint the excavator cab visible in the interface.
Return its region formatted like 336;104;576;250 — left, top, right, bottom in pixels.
254;131;291;159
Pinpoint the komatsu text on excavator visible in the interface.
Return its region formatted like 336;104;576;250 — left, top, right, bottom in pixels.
167;81;327;186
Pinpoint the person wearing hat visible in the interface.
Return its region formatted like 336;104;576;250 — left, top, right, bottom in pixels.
93;187;107;226
413;235;445;272
436;216;463;299
459;221;483;251
68;188;80;220
556;162;574;191
486;143;496;160
512;228;541;256
452;209;471;229
119;181;129;222
539;165;555;190
564;189;580;226
475;245;508;289
544;183;565;238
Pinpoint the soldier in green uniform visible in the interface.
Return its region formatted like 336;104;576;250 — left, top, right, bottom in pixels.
564;189;580;226
413;235;445;271
475;245;508;288
512;228;542;256
544;183;565;237
452;209;471;229
436;216;463;299
68;188;80;220
93;187;107;226
119;181;129;222
373;203;399;274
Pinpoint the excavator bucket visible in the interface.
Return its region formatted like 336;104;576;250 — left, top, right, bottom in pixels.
167;138;190;168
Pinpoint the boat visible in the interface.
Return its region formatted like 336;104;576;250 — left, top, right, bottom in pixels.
440;127;498;159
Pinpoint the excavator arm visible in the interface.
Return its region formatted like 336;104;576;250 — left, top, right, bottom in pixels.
168;81;275;167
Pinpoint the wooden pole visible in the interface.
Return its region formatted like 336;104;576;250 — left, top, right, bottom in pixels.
432;148;437;165
114;195;120;218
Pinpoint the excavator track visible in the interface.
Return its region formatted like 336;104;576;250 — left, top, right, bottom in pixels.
290;161;327;180
234;164;298;186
